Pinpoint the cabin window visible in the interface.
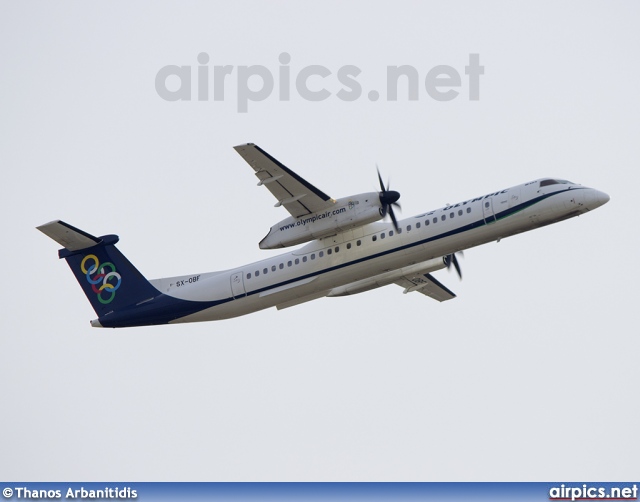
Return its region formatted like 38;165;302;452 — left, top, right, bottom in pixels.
319;251;324;258
441;215;446;221
357;240;361;246
397;228;402;234
485;202;490;208
389;230;394;236
433;217;437;224
407;225;411;231
272;265;276;272
279;263;284;270
303;256;307;262
327;248;332;255
288;261;292;267
372;235;377;241
335;246;339;253
347;243;351;249
458;210;463;216
416;222;421;229
466;207;471;213
450;212;454;218
247;273;252;279
311;253;315;260
425;220;429;226
295;258;300;265
263;268;268;274
255;270;260;277
381;232;386;239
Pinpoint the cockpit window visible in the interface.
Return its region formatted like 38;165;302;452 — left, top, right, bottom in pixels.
540;179;574;187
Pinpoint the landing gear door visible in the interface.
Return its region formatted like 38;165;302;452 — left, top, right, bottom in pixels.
230;272;246;299
483;198;496;224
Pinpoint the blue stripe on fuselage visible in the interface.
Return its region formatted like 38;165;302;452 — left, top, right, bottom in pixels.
99;188;577;327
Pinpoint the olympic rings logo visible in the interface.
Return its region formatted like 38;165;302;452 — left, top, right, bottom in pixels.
81;254;122;305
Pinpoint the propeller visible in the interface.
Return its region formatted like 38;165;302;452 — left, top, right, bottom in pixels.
377;166;401;231
444;251;464;280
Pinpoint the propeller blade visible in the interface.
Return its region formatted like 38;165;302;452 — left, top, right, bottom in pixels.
377;166;386;192
452;253;462;279
376;165;401;231
388;205;399;232
444;252;463;280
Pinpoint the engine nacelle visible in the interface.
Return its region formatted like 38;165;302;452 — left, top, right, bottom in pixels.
260;192;382;249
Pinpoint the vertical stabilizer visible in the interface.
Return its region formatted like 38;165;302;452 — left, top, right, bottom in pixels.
37;220;159;317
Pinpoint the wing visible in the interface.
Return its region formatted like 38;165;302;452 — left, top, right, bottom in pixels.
394;273;456;302
234;143;335;218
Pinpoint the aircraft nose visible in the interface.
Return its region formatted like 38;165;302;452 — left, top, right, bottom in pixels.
584;188;609;210
594;190;610;207
585;189;609;210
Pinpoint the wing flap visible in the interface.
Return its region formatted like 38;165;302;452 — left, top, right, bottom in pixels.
276;290;329;310
234;143;335;218
259;276;317;298
394;273;456;302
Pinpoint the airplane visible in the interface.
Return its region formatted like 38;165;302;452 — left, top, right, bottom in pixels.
37;143;610;328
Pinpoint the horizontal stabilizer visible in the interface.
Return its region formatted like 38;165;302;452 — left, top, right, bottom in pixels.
37;220;101;251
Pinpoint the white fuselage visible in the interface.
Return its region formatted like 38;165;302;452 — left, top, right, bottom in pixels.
144;179;608;324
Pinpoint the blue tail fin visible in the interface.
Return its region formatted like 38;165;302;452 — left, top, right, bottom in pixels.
37;220;159;317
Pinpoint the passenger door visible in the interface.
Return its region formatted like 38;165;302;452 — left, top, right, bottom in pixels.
483;198;496;224
230;272;246;299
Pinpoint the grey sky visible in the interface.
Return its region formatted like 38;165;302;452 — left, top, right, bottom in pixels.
1;1;638;481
